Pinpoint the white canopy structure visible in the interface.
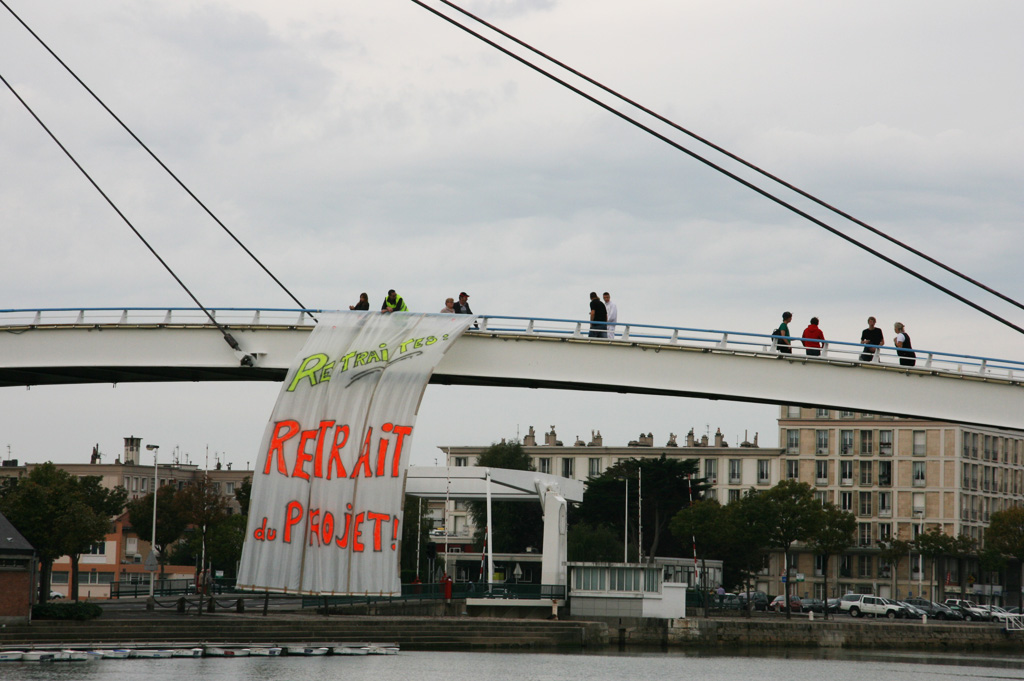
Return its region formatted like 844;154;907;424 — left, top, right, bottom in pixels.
405;466;584;588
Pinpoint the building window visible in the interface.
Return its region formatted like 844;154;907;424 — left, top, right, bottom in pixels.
912;461;926;487
728;489;741;503
816;409;830;418
815;430;829;455
87;542;105;555
729;459;741;484
912;492;925;516
453;456;469;467
878;491;892;518
840;491;853;512
858;553;872;575
878;559;891;579
588;458;602;477
704;458;718;482
859;431;874;456
913;431;927;457
786;429;800;454
839;555;852;578
859;461;873;486
562;458;575;478
814;554;826;577
840;430;854;456
879;430;893;457
705;488;717;501
786;460;799;481
878;461;892;487
815;460;828;485
758;460;771;484
787;406;801;418
878;522;892;542
225;482;235;495
814;490;830;506
840;410;854;418
858;524;873;548
538;458;551;474
858;492;872;517
840;461;853;486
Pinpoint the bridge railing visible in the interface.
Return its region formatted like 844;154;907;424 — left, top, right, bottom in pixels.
0;307;321;327
474;315;1024;383
2;308;1022;383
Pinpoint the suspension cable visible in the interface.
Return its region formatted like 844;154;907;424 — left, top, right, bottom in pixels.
0;70;251;359
413;0;1024;336
0;0;312;317
439;0;1024;317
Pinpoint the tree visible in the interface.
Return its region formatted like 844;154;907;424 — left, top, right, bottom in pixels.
805;502;855;619
877;539;912;599
915;527;953;601
985;507;1024;607
234;477;252;516
62;476;127;600
946;533;977;601
578;455;706;561
125;486;189;566
567;521;622;562
467;441;543;554
400;493;434;580
757;480;824;618
0;463;125;602
176;477;229;577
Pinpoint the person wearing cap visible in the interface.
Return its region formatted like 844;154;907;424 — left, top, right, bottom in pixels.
453;292;473;315
381;289;407;313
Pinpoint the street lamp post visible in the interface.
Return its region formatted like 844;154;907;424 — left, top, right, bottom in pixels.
146;444;159;598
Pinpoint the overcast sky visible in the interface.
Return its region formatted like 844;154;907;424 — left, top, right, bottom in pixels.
1;0;1022;470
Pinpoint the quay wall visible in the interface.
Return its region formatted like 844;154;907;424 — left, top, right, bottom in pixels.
596;616;1024;650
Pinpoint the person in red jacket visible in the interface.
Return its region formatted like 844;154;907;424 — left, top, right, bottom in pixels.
801;317;825;357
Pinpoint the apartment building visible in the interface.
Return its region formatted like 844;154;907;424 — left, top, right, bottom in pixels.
776;407;1024;603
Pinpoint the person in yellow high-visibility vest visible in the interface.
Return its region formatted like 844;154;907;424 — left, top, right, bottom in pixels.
381;289;408;313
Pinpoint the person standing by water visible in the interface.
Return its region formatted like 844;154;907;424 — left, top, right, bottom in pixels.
775;311;793;354
860;316;884;361
589;292;607;338
602;292;618;338
801;317;825;356
349;292;369;310
893;322;916;366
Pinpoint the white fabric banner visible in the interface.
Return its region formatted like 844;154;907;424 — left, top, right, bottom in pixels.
237;311;474;595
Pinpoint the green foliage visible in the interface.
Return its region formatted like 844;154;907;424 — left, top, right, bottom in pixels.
567;521;623;562
0;463;127;602
806;503;855;615
578;455;705;560
32;601;103;621
670;495;770;591
468;441;543;552
125;487;189;557
986;507;1024;561
400;494;433;577
234;477;252;516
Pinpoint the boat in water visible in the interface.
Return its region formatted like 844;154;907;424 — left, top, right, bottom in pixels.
286;645;329;656
248;646;283;656
204;646;251;657
172;647;204;658
130;649;173;659
0;651;25;662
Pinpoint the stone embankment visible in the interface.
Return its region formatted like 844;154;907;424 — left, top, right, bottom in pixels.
0;614;607;651
609;616;1024;650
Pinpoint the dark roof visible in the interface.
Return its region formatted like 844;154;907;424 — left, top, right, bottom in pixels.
0;511;34;554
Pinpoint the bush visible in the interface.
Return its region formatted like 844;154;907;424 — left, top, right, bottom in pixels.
32;601;103;621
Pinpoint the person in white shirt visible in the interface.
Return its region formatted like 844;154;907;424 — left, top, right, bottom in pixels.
603;292;618;338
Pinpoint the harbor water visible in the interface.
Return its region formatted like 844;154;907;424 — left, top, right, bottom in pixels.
3;648;1024;681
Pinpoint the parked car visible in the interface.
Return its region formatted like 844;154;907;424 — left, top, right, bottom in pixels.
49;590;64;599
839;593;905;618
736;591;769;611
718;593;743;610
903;598;964;620
1005;606;1021;615
800;597;827;613
944;598;991;622
770;594;803;613
826;598;842;613
896;599;926;619
981;605;1013;623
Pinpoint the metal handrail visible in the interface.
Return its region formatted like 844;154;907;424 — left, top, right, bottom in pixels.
2;308;1022;383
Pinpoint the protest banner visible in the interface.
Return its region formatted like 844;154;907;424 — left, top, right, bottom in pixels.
237;311;475;594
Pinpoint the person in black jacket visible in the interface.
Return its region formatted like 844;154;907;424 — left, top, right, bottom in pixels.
453;292;473;315
893;322;916;366
860;316;884;361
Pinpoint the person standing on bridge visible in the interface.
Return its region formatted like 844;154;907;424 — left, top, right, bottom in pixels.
589;292;607;338
801;317;825;356
860;316;884;361
775;311;793;354
453;292;473;315
603;292;618;339
893;322;916;366
381;290;408;313
349;292;369;311
441;297;456;313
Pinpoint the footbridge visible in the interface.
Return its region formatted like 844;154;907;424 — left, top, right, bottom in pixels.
2;307;1023;430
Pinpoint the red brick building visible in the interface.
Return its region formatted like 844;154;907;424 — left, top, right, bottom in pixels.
0;511;36;624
